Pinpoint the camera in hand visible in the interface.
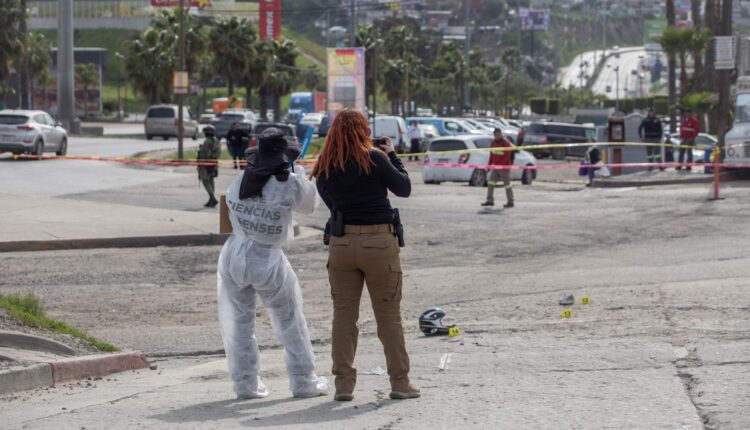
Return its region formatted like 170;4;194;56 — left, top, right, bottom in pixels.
372;137;388;150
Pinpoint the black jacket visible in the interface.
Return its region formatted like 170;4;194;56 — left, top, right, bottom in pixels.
638;116;663;140
226;128;248;147
316;149;410;225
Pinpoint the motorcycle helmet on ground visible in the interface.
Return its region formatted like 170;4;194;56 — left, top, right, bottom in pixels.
203;125;216;137
419;307;454;336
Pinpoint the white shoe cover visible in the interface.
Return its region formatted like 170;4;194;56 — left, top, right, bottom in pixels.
292;375;330;398
236;377;269;400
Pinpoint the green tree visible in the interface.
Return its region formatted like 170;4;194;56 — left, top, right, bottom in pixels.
209;16;257;97
0;0;26;101
501;48;521;116
302;65;325;92
150;9;210;76
75;63;97;118
124;28;174;104
356;24;381;111
259;39;299;121
26;32;52;109
431;41;465;114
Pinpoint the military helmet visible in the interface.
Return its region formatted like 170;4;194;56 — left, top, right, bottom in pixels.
203;125;216;136
419;307;453;336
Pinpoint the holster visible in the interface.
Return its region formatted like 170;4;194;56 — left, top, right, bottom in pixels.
392;208;405;248
324;210;344;245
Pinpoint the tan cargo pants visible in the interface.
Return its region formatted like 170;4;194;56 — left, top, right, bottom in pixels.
327;224;411;394
486;168;513;204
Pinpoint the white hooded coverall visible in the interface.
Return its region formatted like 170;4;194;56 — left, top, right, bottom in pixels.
217;165;328;398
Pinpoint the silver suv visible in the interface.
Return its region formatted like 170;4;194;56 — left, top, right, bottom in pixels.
144;105;198;140
0;110;68;158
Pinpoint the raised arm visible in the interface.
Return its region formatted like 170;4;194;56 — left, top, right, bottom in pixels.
372;150;411;198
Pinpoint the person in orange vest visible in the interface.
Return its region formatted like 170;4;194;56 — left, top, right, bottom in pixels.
678;108;701;172
482;128;515;208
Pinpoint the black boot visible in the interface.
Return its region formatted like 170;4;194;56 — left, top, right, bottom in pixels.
208;195;219;208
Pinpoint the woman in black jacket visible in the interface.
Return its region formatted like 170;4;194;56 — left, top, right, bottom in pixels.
311;109;419;402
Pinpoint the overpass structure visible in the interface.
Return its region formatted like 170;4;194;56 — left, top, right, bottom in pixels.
27;0;259;31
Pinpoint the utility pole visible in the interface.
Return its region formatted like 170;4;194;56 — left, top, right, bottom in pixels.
350;0;357;47
517;0;521;52
20;0;30;109
464;0;471;112
716;0;733;152
177;0;186;160
57;0;78;133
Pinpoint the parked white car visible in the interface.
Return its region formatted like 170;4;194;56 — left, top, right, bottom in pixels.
0;109;68;158
422;135;537;186
299;112;325;135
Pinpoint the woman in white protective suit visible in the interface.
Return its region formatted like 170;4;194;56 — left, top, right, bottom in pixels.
217;127;329;399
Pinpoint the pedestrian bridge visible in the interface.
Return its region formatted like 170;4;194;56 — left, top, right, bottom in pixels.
28;0;258;31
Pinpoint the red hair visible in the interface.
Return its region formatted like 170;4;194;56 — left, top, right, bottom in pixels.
311;109;373;178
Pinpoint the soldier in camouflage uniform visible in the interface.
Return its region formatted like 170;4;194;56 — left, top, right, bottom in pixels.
197;125;221;208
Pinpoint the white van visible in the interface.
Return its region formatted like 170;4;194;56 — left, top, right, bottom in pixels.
370;116;408;153
144;104;199;140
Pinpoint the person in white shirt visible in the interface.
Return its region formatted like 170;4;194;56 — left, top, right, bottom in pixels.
408;121;422;161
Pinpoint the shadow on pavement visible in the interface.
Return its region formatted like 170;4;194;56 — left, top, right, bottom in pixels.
151;395;391;426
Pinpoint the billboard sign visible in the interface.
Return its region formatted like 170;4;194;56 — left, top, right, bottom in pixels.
643;19;666;45
259;0;281;40
715;36;736;70
519;9;550;31
326;48;365;114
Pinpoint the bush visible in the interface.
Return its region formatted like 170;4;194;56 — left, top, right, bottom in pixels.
547;99;561;115
529;98;547;115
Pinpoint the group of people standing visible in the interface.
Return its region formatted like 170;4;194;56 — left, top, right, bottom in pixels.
638;108;702;172
213;110;420;402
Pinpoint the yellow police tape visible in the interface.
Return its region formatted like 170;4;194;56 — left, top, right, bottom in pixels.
12;140;746;165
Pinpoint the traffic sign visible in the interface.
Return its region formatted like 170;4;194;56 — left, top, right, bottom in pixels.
715;36;736;70
173;71;189;94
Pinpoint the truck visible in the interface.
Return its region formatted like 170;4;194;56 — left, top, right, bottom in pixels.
284;92;326;124
724;76;750;167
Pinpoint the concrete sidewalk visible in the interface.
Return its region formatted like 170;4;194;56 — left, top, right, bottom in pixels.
0;334;706;429
0;192;223;252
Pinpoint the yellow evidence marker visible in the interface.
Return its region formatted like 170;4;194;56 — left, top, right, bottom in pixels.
560;309;572;318
448;326;461;337
581;296;590;305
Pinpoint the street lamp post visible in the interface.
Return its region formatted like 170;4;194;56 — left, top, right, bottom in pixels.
115;51;124;121
608;64;620;113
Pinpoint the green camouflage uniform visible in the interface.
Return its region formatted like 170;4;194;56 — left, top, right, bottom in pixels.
197;135;221;199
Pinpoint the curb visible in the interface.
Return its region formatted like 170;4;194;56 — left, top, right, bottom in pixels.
592;171;738;188
0;351;150;396
0;233;230;253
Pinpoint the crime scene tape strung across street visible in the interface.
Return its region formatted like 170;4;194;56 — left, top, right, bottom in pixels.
7;141;750;168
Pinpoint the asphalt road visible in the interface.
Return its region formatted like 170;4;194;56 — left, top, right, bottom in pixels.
1;160;749;428
558;46;666;100
0;136;200;197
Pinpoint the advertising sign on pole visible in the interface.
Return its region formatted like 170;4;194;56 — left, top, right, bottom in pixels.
519;9;550;31
326;48;365;114
715;36;736;70
173;71;189;94
259;0;282;40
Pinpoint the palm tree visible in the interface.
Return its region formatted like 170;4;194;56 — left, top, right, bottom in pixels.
356;24;381;111
302;65;325;92
124;28;174;104
0;0;26;102
432;42;465;114
501;48;520;116
75;63;98;118
26;32;52;109
209;17;257;97
259;39;299;121
687;29;710;94
150;9;209;77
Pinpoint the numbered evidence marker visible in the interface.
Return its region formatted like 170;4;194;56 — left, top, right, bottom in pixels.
581;296;590;305
560;309;572;318
448;326;461;337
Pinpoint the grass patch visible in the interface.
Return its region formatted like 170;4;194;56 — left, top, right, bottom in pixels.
283;27;326;65
0;293;118;353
